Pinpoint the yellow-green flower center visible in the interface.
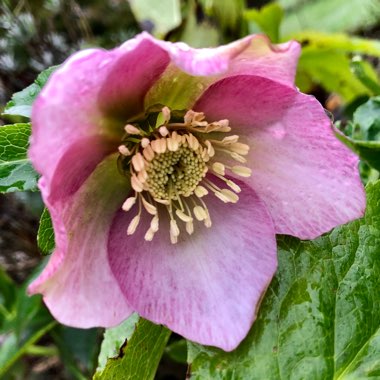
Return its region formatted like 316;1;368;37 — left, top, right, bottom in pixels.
145;138;207;200
118;107;252;244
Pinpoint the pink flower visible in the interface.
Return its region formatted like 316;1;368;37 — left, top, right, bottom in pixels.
28;32;365;351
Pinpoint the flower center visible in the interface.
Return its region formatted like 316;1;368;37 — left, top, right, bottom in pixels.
118;107;252;244
143;135;207;200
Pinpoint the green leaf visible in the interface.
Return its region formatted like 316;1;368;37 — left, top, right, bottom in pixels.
178;1;219;48
350;59;380;96
97;313;139;371
94;319;171;380
128;0;181;38
0;123;39;193
353;96;380;141
280;0;380;35
336;133;380;172
2;65;57;119
289;31;380;57
189;181;380;379
37;208;55;255
244;3;284;43
0;321;57;378
297;48;371;102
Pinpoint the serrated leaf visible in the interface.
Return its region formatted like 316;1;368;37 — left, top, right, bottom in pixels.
94;319;171;380
0;123;38;193
189;181;380;380
3;66;57;118
37;208;55;255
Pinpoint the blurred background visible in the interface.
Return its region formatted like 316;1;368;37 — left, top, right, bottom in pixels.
1;0;380;378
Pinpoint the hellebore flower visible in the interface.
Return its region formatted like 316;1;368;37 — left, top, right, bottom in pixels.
28;32;365;351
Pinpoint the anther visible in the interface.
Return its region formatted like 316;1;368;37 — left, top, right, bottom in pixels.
125;124;142;135
231;166;252;177
122;196;136;211
131;174;144;192
159;126;169;137
118;145;131;156
212;162;225;176
194;185;208;198
141;196;157;215
141;138;150;148
127;215;140;235
193;206;207;221
131;152;145;172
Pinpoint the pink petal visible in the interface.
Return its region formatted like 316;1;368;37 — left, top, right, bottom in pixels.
144;34;300;111
29;35;170;185
108;182;277;351
195;75;365;239
28;154;133;327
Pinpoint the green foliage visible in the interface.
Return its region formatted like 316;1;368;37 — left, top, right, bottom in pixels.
354;97;380;141
188;180;380;379
97;313;139;371
279;0;380;35
0;123;38;193
293;33;380;102
245;3;284;43
0;266;56;378
94;319;171;380
3;66;57;119
128;0;181;38
37;208;55;255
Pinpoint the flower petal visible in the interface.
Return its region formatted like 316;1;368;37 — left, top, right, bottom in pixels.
30;34;170;183
195;75;366;239
108;182;277;351
29;154;133;327
144;34;300;111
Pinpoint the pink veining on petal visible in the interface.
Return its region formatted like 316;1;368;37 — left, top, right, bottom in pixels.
108;181;277;351
195;75;365;239
29;154;133;328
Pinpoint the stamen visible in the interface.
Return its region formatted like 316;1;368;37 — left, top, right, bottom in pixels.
131;152;145;172
118;145;131;156
122;196;136;211
159;126;169;136
193;205;207;221
194;185;208;198
141;195;157;215
231;165;252;177
212;162;225;176
119;107;252;243
141;138;150;148
125;124;142;135
127;215;140;235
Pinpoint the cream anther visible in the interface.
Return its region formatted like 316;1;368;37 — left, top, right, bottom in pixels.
231;166;252;177
120;107;252;243
131;152;145;172
127;215;140;235
122;197;136;211
159;126;169;137
141;138;150;148
212;162;225;176
125;124;142;135
118;145;131;156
